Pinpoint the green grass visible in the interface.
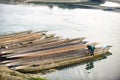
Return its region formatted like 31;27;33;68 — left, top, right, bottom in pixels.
0;65;47;80
28;77;47;80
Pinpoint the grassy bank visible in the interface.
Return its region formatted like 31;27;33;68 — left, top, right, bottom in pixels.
0;65;47;80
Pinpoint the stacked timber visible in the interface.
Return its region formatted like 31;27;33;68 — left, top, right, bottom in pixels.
0;31;112;73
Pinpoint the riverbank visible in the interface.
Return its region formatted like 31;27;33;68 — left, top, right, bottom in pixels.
0;0;120;13
0;65;47;80
106;0;120;3
23;0;120;12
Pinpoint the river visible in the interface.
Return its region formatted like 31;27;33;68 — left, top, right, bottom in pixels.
0;2;120;80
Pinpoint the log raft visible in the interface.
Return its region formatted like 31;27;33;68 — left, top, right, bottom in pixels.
1;37;85;57
0;31;112;73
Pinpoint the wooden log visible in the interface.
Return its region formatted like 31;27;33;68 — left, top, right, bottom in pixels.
9;42;97;58
0;36;60;54
4;48;89;66
1;37;84;55
0;30;32;39
1;38;85;65
15;49;111;73
5;45;107;67
0;32;45;47
6;34;56;49
2;38;67;56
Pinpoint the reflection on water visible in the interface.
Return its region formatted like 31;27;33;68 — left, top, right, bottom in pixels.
85;52;112;70
0;2;120;80
44;52;112;80
85;61;94;70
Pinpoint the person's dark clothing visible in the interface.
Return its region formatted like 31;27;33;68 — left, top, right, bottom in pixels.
87;45;95;55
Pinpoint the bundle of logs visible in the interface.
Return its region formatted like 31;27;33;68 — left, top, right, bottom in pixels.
0;30;112;73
